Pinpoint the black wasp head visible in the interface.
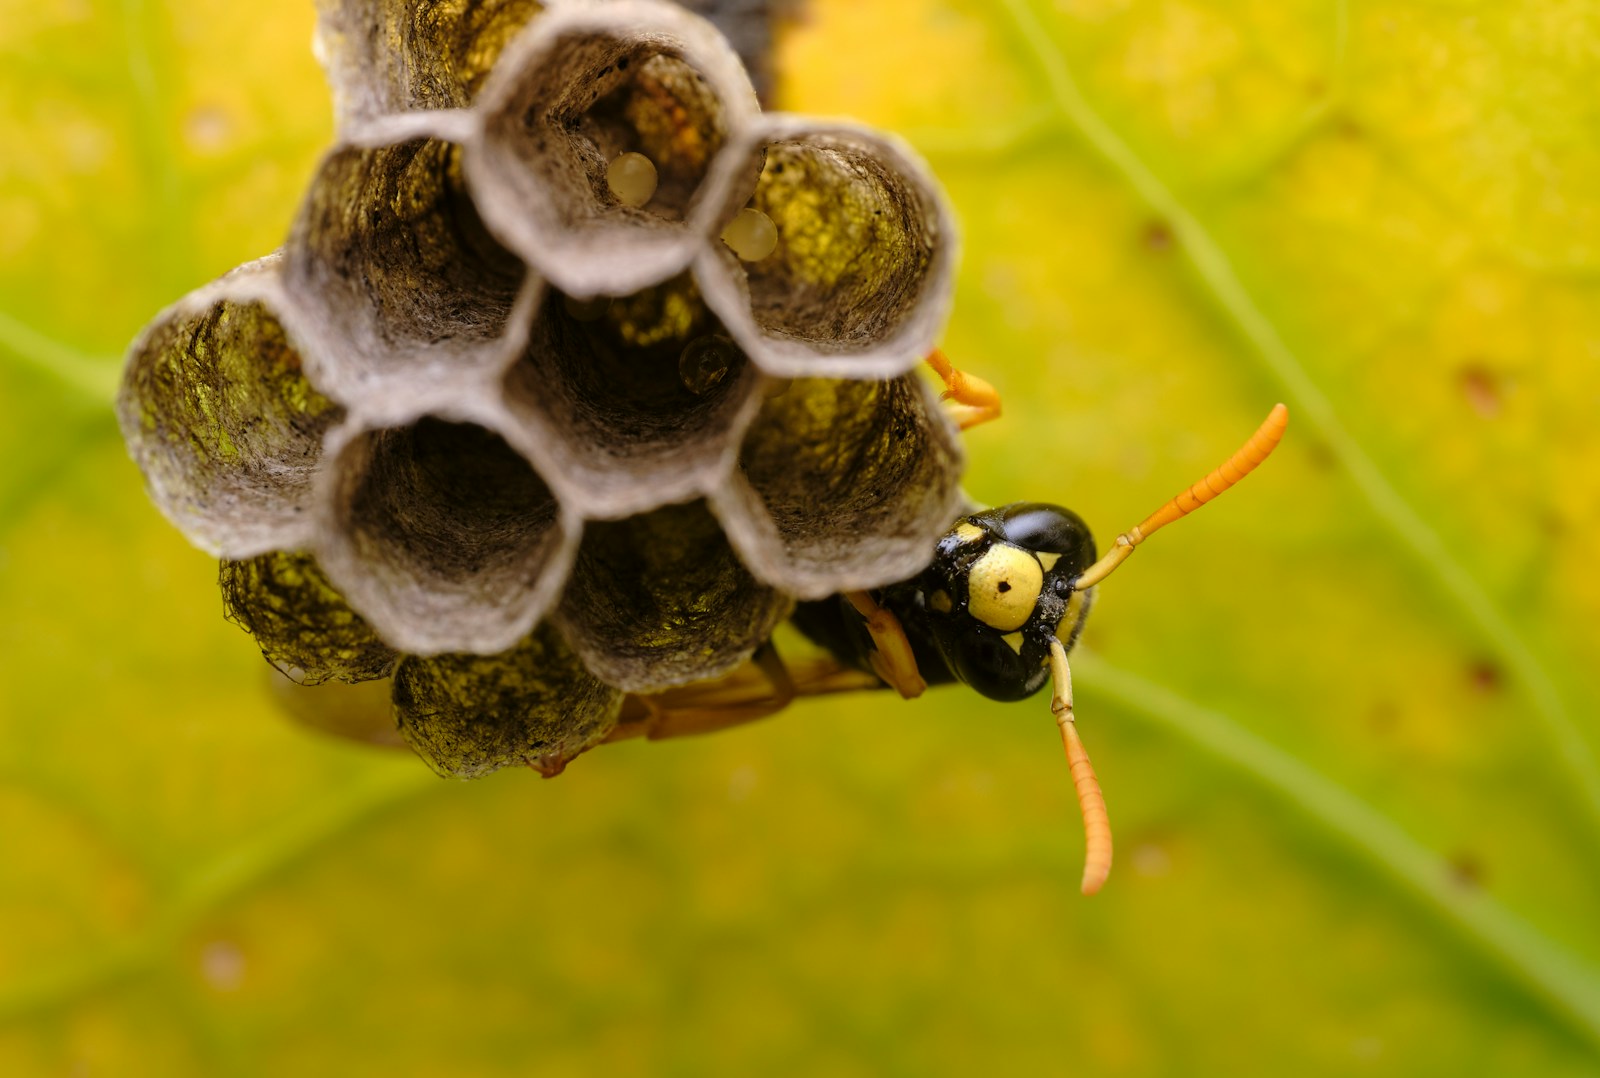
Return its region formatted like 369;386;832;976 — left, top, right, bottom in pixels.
912;503;1098;703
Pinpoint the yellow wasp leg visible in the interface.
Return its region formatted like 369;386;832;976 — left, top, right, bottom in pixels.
607;645;882;742
926;348;1002;431
845;591;928;699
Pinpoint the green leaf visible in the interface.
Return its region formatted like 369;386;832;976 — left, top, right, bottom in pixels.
4;0;1600;1074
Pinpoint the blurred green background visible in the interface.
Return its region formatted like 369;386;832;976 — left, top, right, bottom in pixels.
4;0;1600;1074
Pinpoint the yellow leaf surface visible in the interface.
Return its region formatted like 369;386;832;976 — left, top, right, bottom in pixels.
3;0;1599;1074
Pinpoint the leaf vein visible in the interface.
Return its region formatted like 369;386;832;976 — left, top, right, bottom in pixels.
1079;652;1600;1051
999;0;1600;836
0;764;438;1023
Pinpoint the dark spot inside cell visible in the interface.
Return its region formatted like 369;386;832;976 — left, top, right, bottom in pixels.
1457;362;1504;418
617;56;630;71
1448;852;1485;889
597;65;612;77
1468;659;1501;694
997;581;1011;593
1143;220;1174;252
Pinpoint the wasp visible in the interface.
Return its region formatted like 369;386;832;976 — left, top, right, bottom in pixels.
611;352;1290;895
280;352;1286;895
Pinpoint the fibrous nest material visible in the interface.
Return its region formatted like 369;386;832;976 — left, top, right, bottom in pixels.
118;0;962;778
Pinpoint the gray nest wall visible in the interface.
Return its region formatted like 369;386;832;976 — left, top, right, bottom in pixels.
118;0;963;778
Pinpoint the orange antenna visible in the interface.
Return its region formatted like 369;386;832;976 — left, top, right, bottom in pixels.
1049;638;1112;895
1073;403;1289;590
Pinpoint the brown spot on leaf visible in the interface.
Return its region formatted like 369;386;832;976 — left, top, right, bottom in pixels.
1143;220;1173;252
1467;659;1502;694
1448;852;1486;889
1457;362;1504;418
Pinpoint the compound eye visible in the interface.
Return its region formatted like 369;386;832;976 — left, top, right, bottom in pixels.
966;544;1043;632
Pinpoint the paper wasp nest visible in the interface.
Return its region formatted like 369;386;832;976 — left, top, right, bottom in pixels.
118;0;961;779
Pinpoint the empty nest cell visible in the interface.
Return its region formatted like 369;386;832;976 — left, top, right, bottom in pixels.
318;416;573;655
117;265;344;558
722;375;965;597
556;499;792;692
699;119;955;379
503;272;760;517
284;136;526;403
467;0;760;297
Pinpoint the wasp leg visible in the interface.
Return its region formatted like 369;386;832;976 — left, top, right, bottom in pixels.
926;348;1002;431
844;591;928;699
607;644;882;742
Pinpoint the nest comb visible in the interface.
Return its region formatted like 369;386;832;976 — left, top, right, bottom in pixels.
117;0;963;778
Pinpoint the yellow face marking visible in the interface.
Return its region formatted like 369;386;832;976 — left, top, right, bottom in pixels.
953;522;985;544
1037;552;1062;572
1056;589;1089;640
1002;631;1025;655
966;544;1044;632
929;589;952;614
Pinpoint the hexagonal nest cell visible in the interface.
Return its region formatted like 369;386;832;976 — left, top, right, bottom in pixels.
555;499;792;692
221;549;397;686
284;137;528;402
318;417;572;656
722;375;965;597
118;258;344;558
394;622;623;779
503;272;760;516
467;0;761;296
121;0;969;780
315;0;547;124
699;119;955;378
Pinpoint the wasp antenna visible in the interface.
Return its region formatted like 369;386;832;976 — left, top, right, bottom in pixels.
1073;403;1288;590
1049;638;1113;895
